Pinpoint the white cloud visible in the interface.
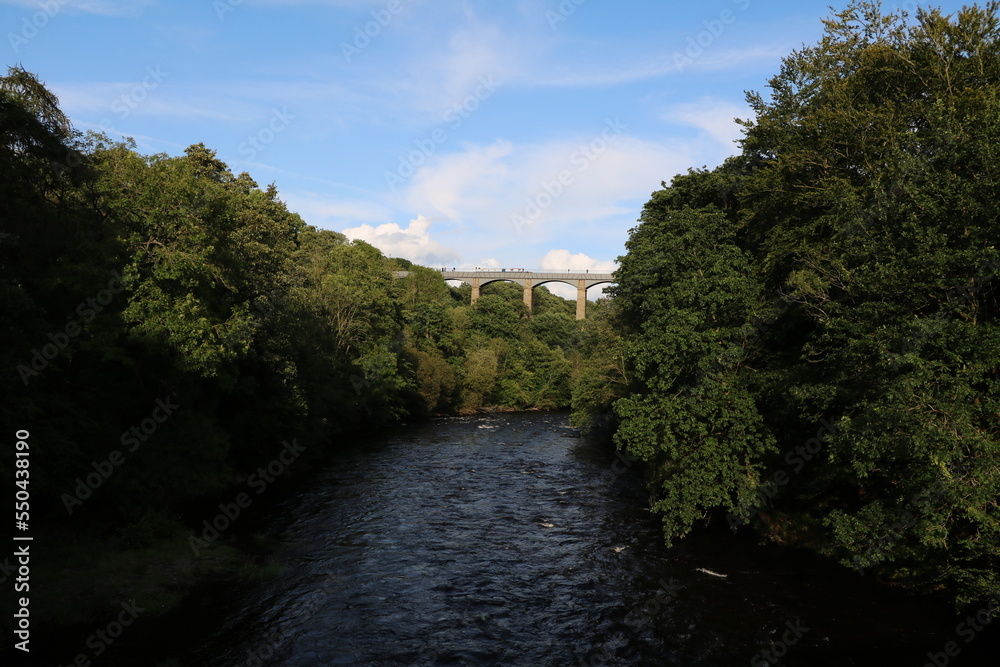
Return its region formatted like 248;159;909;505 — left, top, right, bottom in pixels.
539;249;615;273
687;44;787;74
666;98;752;148
342;215;460;265
408;140;514;221
75;0;153;15
404;133;695;243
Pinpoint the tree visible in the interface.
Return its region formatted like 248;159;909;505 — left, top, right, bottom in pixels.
461;346;499;410
0;65;71;140
0;68;130;513
407;346;458;413
612;2;1000;606
531;285;575;318
612;202;775;543
570;299;629;431
528;309;576;349
469;292;526;340
394;264;452;310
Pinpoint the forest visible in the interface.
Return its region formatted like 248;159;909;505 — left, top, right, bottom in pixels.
0;66;595;629
575;1;1000;610
3;0;1000;647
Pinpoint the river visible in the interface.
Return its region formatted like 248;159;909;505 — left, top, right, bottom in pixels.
173;412;996;665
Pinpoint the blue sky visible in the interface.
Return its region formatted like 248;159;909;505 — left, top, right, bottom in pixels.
2;0;971;297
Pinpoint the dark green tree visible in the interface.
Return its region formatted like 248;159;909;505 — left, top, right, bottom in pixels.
611;2;1000;606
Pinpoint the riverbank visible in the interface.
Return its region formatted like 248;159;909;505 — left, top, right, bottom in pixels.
14;411;1000;666
15;409;524;663
14;519;277;666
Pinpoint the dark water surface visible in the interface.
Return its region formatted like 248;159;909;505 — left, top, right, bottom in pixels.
180;412;996;666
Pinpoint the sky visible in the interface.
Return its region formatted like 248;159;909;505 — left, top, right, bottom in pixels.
1;0;972;298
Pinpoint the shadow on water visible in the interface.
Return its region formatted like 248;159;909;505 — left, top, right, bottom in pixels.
36;411;995;666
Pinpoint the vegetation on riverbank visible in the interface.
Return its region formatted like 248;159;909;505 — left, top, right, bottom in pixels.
6;1;999;647
0;63;593;638
576;2;1000;609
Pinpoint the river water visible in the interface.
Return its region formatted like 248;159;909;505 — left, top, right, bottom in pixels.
184;412;996;666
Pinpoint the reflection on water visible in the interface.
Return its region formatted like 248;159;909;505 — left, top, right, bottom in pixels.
189;412;998;666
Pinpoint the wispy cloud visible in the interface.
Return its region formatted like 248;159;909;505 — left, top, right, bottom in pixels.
283;191;395;229
15;0;854;274
0;0;154;16
53;82;246;123
690;44;787;72
52;77;372;146
373;7;531;117
665;97;752;147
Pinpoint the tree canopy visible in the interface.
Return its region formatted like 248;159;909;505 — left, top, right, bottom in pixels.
0;65;587;557
602;2;1000;607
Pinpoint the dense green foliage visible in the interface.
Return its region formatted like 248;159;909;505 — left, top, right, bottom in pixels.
401;277;578;413
595;3;1000;607
0;67;582;545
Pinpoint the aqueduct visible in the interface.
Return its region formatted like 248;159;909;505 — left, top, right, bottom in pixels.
395;269;616;320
